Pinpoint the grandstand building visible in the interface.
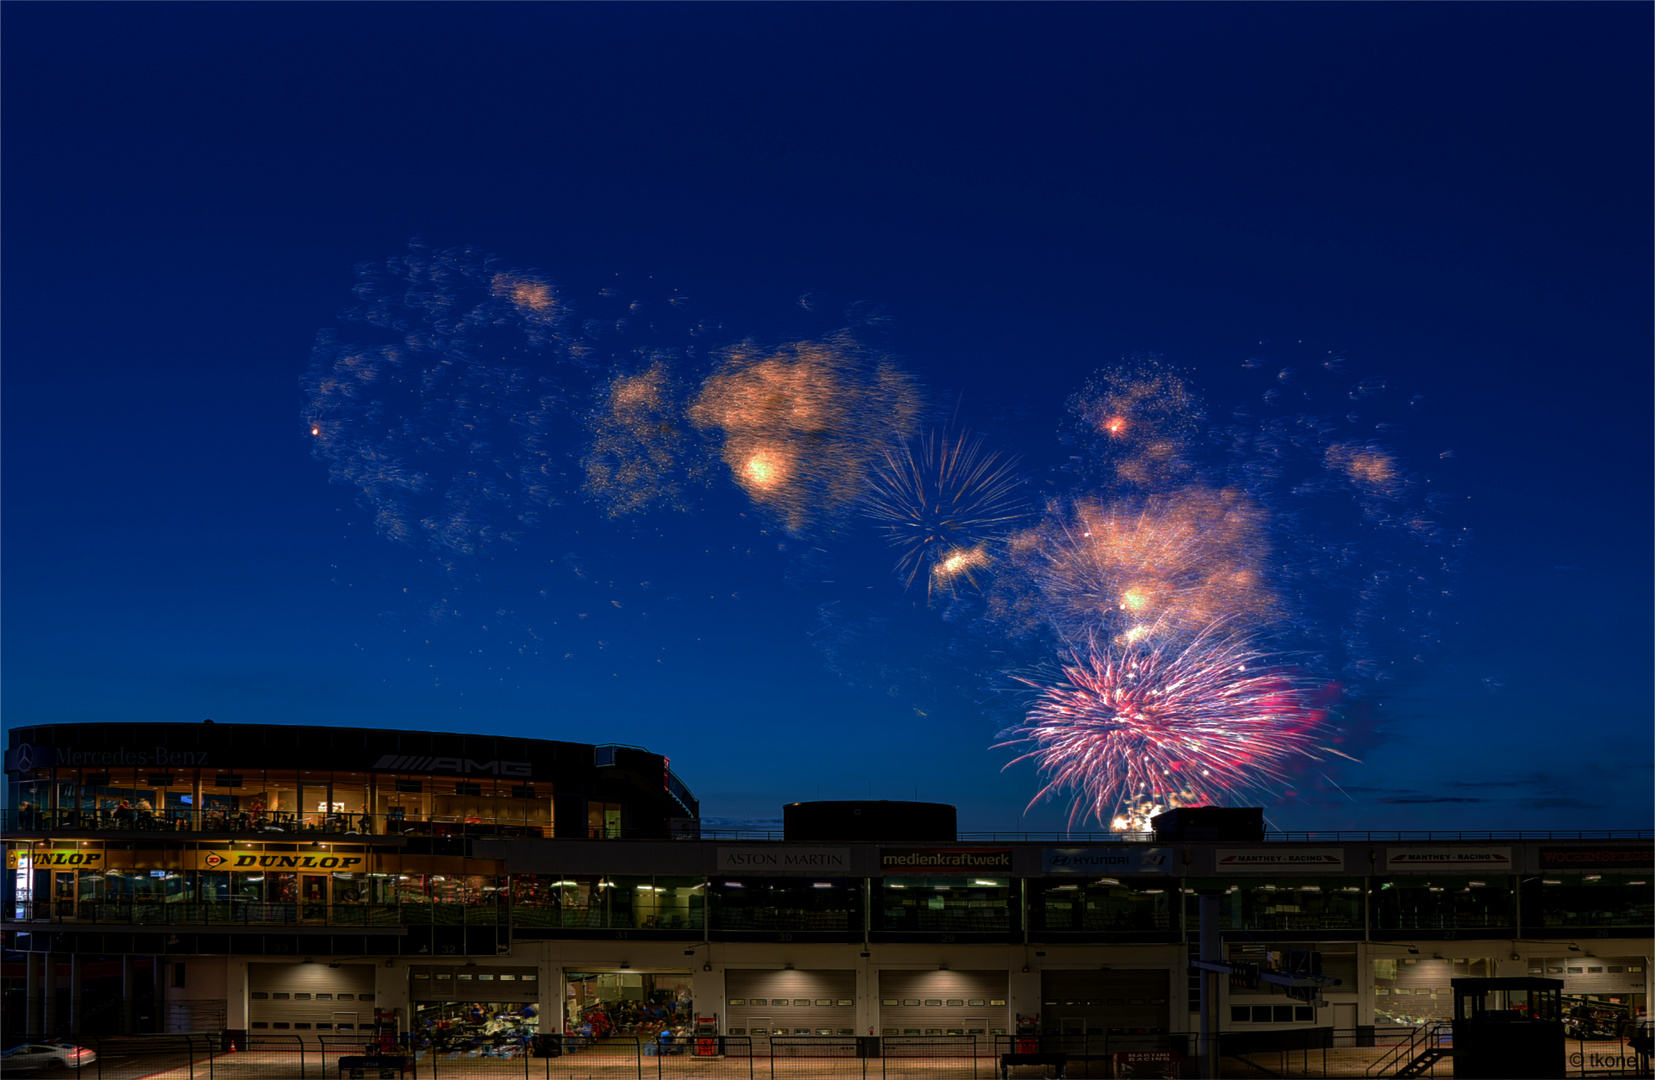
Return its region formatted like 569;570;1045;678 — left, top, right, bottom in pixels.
4;721;1650;1048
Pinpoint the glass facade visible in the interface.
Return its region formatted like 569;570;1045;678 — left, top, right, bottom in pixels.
1180;878;1366;932
877;877;1015;933
1371;876;1516;931
13;849;1655;941
1032;877;1173;934
508;876;705;930
710;877;860;931
1526;873;1654;929
10;766;554;837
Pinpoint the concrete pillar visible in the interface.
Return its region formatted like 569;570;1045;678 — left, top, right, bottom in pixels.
122;954;137;1035
1198;894;1220;1080
225;957;249;1032
1006;959;1040;1037
692;952;725;1034
70;954;84;1036
377;957;409;1038
25;951;42;1035
854;951;875;1038
41;947;58;1038
538;944;559;1040
155;955;169;1033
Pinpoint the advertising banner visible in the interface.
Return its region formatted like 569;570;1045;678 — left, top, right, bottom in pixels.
879;848;1013;874
716;846;852;873
1215;848;1345;873
1042;847;1176;874
1385;848;1512;873
1539;846;1655;870
17;848;106;868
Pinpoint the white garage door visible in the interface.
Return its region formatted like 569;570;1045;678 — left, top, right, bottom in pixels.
725;969;857;1037
878;970;1008;1036
248;962;376;1035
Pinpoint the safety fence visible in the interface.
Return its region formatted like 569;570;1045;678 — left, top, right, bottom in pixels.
3;1028;1650;1079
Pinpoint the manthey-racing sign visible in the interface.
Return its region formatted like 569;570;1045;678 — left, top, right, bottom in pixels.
1215;848;1346;873
1385;848;1513;873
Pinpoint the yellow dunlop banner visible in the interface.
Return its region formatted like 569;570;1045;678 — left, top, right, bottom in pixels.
195;849;367;872
19;849;106;868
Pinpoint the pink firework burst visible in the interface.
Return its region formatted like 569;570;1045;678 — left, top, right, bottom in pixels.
999;623;1333;829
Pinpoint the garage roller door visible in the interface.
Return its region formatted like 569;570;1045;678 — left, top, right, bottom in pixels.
878;970;1007;1036
249;962;376;1034
1041;970;1168;1034
410;965;540;1002
725;969;857;1036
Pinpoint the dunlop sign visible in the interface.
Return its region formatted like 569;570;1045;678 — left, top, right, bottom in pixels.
182;849;367;871
19;850;104;867
223;853;365;870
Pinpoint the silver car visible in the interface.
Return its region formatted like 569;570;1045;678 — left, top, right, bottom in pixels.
0;1043;98;1073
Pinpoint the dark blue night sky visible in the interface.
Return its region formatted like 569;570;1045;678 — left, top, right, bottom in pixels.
4;3;1649;833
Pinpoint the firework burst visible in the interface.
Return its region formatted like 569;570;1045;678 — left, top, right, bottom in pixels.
862;430;1028;594
999;622;1334;830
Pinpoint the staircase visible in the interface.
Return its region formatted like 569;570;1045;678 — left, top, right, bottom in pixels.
1367;1022;1452;1078
1396;1045;1452;1077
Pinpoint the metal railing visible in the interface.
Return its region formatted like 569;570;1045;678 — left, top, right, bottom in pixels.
10;895;1652;938
11;899;462;928
2;808;549;839
691;827;1655;842
7;807;1649;843
6;1028;1650;1080
1366;1021;1449;1076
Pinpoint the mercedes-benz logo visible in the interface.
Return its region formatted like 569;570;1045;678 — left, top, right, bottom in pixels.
15;744;32;773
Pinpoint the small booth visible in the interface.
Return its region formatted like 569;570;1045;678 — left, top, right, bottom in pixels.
1450;976;1564;1080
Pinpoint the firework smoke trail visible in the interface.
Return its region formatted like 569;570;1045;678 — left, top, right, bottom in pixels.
1067;358;1203;492
687;333;922;538
1006;486;1282;648
582;358;709;517
862;430;1028;595
998;621;1332;830
302;246;577;555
